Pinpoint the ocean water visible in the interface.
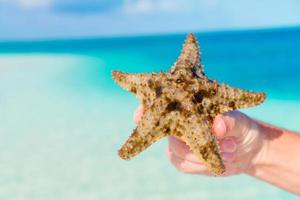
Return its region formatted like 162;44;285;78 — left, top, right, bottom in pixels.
0;27;300;199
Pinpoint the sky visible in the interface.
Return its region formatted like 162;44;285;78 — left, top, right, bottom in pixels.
1;0;300;40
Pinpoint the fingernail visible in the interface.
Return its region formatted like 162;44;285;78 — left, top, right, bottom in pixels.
221;137;237;153
222;152;235;161
216;116;227;133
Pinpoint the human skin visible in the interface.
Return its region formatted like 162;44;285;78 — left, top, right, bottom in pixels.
133;105;300;195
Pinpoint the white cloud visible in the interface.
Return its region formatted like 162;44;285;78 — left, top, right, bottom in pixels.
0;0;52;9
18;0;52;9
122;0;218;14
123;0;154;13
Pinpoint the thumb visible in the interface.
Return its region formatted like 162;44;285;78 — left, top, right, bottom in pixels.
213;111;252;139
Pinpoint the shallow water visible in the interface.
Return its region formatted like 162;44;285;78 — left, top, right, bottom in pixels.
0;28;299;199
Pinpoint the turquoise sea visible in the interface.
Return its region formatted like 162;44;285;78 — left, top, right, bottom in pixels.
0;27;299;199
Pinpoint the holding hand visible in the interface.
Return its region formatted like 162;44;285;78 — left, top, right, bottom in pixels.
134;105;267;176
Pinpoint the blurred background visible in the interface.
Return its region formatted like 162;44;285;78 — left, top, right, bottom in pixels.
0;0;300;199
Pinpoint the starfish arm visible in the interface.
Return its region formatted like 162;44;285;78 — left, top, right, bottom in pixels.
112;70;168;108
217;83;266;111
112;70;159;104
171;33;204;77
178;115;225;175
112;70;151;92
118;101;170;160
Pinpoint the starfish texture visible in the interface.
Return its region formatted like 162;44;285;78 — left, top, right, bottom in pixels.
112;33;266;175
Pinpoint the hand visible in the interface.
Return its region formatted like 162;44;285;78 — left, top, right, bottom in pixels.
134;105;267;176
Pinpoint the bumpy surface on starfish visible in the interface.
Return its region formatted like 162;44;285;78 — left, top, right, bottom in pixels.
112;33;266;175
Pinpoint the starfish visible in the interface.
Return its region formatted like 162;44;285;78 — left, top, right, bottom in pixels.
112;33;266;175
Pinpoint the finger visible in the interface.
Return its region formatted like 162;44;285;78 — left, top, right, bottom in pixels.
214;111;251;139
222;111;251;138
166;146;184;172
212;115;227;138
167;141;232;176
168;135;237;167
219;137;237;153
167;147;210;175
133;105;144;124
179;158;211;175
168;136;202;164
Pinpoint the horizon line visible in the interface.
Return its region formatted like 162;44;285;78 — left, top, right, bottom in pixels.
0;24;300;43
